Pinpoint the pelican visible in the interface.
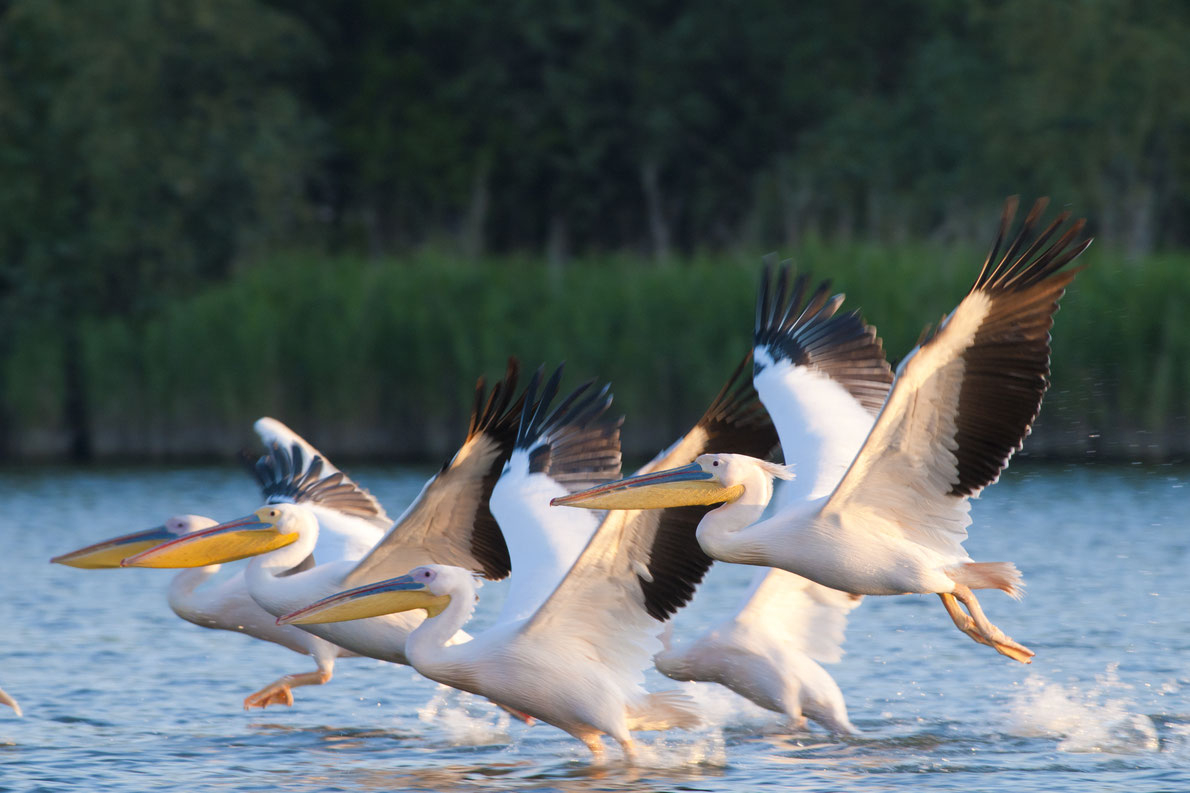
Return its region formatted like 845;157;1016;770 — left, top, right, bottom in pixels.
277;358;778;761
122;363;616;718
653;262;894;733
49;417;383;709
0;686;20;716
555;197;1092;664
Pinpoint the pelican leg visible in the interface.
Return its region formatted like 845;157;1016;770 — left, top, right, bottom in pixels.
244;667;332;710
0;686;21;717
938;592;996;648
614;736;638;765
577;732;606;761
947;586;1035;664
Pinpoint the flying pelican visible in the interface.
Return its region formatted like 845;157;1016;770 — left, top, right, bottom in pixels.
0;686;20;716
653;262;894;733
554;197;1091;664
50;416;384;708
277;358;778;761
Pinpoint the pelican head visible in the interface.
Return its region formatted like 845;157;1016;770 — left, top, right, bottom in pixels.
551;453;793;510
278;565;458;625
51;514;218;569
120;504;304;569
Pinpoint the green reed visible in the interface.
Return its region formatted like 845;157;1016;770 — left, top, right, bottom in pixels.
5;243;1185;460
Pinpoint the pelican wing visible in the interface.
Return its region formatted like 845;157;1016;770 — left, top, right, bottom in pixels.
821;198;1091;557
255;417;343;476
252;441;388;529
520;358;778;679
490;366;622;621
343;361;524;586
753;261;893;500
731;568;862;663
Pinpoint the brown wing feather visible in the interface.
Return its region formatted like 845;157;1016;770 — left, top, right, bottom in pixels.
949;197;1091;496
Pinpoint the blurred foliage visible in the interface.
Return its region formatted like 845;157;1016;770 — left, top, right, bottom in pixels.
4;245;1186;461
0;0;1188;459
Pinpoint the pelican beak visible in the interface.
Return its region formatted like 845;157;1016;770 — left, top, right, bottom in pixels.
51;525;178;569
278;574;451;625
550;462;744;510
121;510;297;568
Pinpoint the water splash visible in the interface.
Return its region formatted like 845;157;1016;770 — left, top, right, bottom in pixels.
677;681;782;730
416;687;512;746
1005;664;1159;754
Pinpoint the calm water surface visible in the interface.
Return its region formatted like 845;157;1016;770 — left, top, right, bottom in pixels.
1;462;1188;792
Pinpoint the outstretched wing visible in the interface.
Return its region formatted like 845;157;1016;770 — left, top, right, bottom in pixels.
343;360;524;586
518;357;778;684
490;365;622;622
821;197;1091;558
255;417;343;476
252;441;389;529
731;568;863;663
753;260;893;500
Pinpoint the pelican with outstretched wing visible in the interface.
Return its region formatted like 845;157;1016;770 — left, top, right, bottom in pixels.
277;358;778;761
121;364;530;680
653;262;893;733
555;197;1090;664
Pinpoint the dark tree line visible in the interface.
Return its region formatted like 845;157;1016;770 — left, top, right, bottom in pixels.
0;0;1188;458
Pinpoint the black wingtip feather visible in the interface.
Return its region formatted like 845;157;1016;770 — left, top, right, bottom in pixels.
947;197;1092;497
513;365;622;493
754;260;894;415
974;197;1091;295
450;359;530;580
249;433;386;523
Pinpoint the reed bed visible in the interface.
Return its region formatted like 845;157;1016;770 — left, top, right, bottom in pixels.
6;244;1185;461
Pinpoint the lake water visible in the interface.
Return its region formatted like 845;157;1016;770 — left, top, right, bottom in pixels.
1;462;1188;792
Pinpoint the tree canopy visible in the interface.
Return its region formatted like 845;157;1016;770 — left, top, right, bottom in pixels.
1;0;1188;458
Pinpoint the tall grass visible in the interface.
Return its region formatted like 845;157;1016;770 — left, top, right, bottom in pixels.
6;243;1187;460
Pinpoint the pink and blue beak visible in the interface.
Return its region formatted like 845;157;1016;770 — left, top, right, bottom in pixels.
550;462;743;510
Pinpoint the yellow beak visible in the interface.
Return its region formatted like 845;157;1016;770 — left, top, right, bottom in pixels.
278;574;451;625
51;525;178;569
551;462;744;510
121;511;298;568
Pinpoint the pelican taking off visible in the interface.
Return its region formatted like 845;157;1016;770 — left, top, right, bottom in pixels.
654;262;894;732
121;362;575;719
50;418;374;709
555;197;1091;664
278;358;778;761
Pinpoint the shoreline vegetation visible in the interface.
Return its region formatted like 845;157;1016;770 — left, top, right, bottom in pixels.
5;244;1187;464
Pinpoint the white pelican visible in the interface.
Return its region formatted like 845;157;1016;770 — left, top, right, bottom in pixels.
122;363;609;717
555;197;1092;664
277;358;779;761
50;416;382;709
653;262;894;733
0;686;20;716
